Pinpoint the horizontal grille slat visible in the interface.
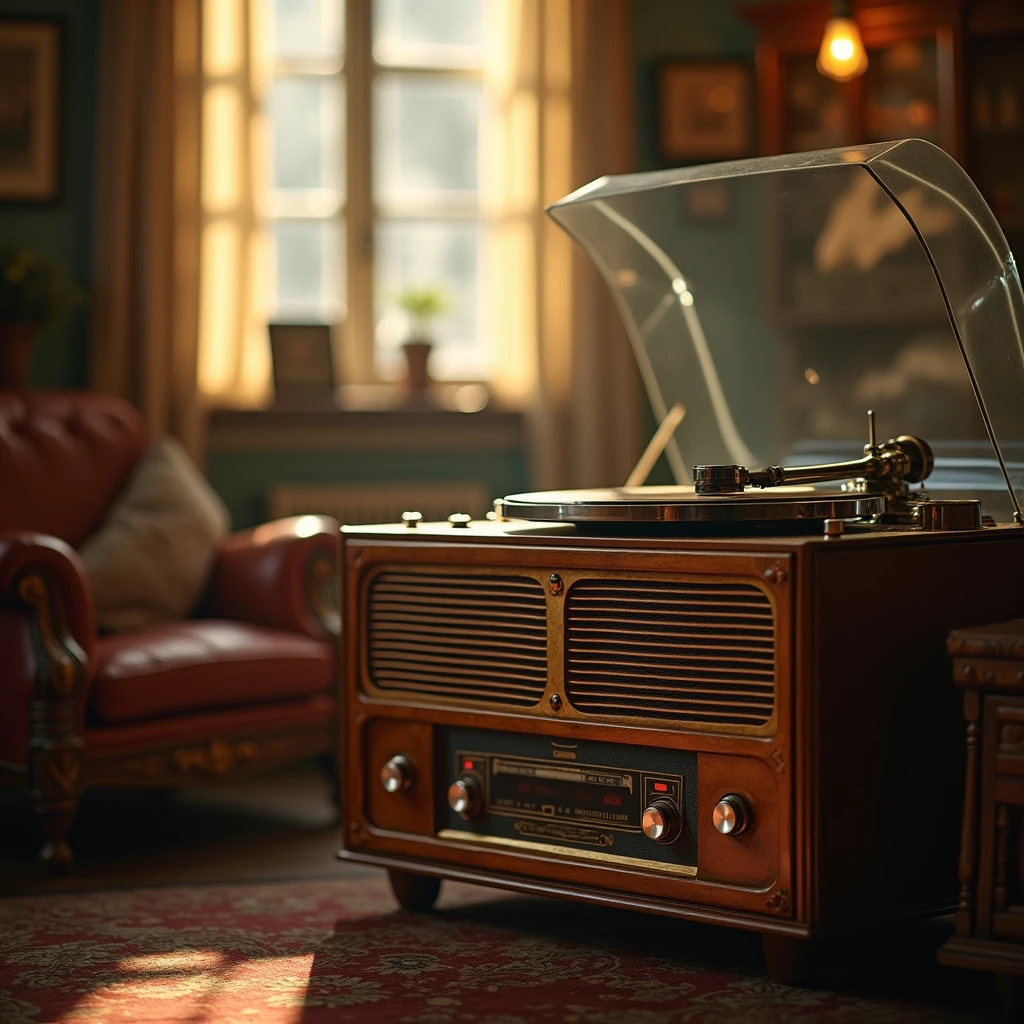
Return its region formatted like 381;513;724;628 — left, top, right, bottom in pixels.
565;578;776;728
368;570;547;707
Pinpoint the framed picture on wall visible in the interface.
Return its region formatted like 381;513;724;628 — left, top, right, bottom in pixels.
268;322;338;408
0;20;62;202
658;61;753;162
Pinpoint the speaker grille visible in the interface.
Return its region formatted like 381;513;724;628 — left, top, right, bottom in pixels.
367;571;547;706
565;579;775;727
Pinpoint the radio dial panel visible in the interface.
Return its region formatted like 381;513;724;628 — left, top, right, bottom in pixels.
441;728;699;874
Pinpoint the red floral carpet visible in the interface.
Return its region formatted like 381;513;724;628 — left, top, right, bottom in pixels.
0;877;991;1023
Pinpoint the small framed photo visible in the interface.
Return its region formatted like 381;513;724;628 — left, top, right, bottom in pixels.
268;323;338;408
658;61;753;163
0;20;62;202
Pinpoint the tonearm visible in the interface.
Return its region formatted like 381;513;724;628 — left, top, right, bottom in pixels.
694;410;934;499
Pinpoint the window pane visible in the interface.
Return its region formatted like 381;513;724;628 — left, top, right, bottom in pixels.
374;0;483;68
375;220;485;379
270;0;344;60
271;219;345;321
374;74;480;205
268;77;344;194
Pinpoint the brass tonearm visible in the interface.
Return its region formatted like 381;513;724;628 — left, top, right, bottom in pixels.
694;410;934;499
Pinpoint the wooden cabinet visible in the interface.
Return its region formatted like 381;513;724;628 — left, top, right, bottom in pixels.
742;0;1024;252
940;620;1024;979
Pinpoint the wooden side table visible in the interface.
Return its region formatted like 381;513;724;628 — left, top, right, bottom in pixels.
940;619;1024;981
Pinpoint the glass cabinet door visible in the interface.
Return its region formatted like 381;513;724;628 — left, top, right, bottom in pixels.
967;31;1024;255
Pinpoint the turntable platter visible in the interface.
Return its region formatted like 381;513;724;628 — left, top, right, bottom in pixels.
499;485;885;524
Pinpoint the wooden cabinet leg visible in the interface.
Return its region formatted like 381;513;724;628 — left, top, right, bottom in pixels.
762;933;817;986
388;869;441;913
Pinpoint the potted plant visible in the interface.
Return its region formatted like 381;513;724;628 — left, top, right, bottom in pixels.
0;243;83;388
395;285;451;402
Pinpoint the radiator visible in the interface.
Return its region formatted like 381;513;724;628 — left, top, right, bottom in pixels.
268;481;493;526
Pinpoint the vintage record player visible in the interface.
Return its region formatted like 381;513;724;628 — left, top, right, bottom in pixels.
338;140;1024;983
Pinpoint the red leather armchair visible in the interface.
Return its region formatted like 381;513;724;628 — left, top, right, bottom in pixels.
0;392;340;867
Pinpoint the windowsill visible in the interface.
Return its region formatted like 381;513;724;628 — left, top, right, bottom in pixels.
206;391;524;453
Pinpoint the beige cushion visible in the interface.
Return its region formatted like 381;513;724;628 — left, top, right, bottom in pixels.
80;437;230;633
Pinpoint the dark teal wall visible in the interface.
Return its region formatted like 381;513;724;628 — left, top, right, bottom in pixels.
633;0;765;172
0;0;100;389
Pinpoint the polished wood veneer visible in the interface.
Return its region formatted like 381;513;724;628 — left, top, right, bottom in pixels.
339;521;1024;983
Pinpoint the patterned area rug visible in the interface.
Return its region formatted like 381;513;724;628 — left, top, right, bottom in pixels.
0;876;992;1023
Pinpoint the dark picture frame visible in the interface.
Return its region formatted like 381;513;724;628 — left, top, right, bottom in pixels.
0;19;62;202
268;322;338;408
658;60;753;162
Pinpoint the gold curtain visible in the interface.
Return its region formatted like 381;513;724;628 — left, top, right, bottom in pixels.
487;0;640;490
196;0;271;407
90;0;203;458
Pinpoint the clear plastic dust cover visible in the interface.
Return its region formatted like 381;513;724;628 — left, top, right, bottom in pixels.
547;139;1024;522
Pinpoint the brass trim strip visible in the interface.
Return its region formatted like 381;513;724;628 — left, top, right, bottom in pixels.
437;828;699;877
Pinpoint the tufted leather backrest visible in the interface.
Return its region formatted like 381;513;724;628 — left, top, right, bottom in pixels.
0;392;147;547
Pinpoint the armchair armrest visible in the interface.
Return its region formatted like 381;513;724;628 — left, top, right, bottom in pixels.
0;533;96;660
206;515;340;640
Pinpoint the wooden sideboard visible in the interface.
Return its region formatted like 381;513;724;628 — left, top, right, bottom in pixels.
940;619;1024;982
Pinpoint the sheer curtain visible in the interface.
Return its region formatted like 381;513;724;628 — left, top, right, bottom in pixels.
90;0;204;458
486;0;639;489
195;0;640;487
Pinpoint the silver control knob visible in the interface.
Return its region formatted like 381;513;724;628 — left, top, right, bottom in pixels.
447;775;483;819
380;754;415;794
712;794;750;836
642;799;682;843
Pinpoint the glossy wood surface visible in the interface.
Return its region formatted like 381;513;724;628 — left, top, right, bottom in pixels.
365;719;434;835
697;752;780;889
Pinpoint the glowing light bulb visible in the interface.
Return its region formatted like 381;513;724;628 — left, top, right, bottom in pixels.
816;17;868;82
830;37;855;61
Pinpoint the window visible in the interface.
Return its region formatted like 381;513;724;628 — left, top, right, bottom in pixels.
198;0;590;414
263;0;494;385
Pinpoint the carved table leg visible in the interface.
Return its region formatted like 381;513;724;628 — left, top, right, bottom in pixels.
388;869;441;913
762;934;817;986
956;691;981;936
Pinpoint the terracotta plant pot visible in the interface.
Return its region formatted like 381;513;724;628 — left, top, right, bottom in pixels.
402;340;434;401
0;322;38;389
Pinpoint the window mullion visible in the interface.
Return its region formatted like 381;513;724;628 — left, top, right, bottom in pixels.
345;0;375;384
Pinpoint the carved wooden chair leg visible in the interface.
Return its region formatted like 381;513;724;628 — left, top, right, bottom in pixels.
30;741;84;873
388;869;442;913
762;933;817;986
15;570;88;873
34;796;78;871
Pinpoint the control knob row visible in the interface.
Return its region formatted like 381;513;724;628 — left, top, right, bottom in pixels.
385;756;750;841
